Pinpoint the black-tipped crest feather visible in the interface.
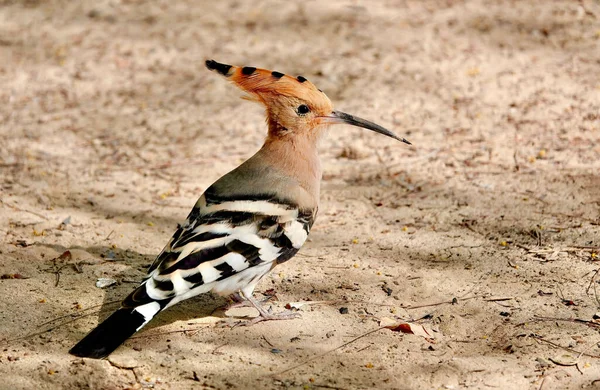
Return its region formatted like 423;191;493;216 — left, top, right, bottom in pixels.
205;59;232;76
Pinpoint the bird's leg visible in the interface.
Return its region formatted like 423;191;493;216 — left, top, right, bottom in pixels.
225;292;272;309
230;292;245;304
213;292;273;315
240;293;300;326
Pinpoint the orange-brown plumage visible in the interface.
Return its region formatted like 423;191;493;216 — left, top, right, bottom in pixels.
209;61;326;103
206;60;333;141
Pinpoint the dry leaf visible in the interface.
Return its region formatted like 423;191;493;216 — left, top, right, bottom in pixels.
285;301;309;310
58;250;72;261
379;316;398;328
1;273;28;279
381;318;435;340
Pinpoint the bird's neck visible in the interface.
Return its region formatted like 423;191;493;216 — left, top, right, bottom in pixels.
259;131;322;202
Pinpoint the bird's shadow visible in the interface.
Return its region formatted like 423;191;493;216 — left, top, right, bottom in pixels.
36;243;247;341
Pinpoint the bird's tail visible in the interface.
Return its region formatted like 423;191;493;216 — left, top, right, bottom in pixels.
69;285;165;359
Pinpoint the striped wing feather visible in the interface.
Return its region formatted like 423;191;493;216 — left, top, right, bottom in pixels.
123;195;314;310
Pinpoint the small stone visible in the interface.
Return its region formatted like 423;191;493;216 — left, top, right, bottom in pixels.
108;355;139;369
95;278;117;288
59;216;72;227
339;307;349;314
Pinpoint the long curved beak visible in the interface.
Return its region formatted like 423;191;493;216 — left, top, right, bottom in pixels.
320;111;411;145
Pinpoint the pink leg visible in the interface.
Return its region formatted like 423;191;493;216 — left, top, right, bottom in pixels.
240;293;300;326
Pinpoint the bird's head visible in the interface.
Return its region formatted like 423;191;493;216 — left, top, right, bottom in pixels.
206;60;411;145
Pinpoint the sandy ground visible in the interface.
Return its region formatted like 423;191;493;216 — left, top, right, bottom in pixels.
1;0;600;389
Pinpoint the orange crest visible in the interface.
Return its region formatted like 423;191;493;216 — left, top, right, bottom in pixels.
205;60;332;111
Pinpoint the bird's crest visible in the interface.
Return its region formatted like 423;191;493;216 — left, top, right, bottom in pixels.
205;59;329;106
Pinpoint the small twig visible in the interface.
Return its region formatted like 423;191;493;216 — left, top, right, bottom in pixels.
211;343;228;355
273;327;383;376
261;335;274;348
129;325;212;340
513;139;519;172
52;263;72;287
531;335;600;359
401;295;482;310
484;297;514;302
460;220;480;235
37;300;121;328
532;316;600;329
556;286;577;306
2;300;122;345
585;269;600;306
285;299;400;310
312;384;350;390
356;344;372;353
0;199;49;220
538;374;548;390
107;360;139;382
515;243;532;251
5;311;100;343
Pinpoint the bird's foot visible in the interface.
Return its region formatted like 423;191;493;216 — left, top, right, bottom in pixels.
216;293;273;314
223;292;301;327
229;293;273;309
240;294;300;326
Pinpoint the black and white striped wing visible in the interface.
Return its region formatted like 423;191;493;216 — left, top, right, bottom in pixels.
122;195;315;317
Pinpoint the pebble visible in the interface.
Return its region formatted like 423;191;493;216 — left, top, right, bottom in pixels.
108;355;139;369
535;357;553;368
96;278;117;288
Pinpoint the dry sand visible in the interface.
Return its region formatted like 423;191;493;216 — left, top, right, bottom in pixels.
1;0;600;389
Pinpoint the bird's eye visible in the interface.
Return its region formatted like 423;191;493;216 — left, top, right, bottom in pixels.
296;104;310;115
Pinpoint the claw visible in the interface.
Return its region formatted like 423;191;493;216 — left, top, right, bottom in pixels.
228;292;301;326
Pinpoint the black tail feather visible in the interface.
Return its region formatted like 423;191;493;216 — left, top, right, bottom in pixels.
69;308;147;359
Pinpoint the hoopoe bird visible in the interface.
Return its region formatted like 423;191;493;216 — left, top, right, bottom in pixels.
69;60;411;359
